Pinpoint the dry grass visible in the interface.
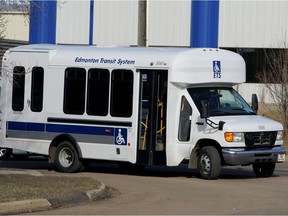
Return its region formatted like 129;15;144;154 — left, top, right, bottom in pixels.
257;103;288;149
0;175;101;203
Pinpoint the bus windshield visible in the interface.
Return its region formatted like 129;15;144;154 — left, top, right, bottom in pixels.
188;87;256;116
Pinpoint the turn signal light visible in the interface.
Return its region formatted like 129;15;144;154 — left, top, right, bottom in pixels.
225;132;234;142
224;132;244;142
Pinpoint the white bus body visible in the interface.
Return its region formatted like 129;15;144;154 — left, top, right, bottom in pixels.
0;45;286;179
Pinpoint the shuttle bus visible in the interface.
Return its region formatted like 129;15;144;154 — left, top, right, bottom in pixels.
0;45;286;179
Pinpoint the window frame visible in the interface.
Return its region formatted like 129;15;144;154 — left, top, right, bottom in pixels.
12;66;25;111
63;67;86;115
87;68;110;116
31;67;44;112
110;69;134;117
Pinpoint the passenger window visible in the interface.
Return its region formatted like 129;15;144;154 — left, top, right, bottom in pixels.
12;66;25;111
87;68;110;116
63;68;86;115
31;67;44;112
178;96;192;141
110;70;133;117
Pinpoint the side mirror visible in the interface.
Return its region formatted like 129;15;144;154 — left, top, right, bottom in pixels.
200;100;210;119
251;94;258;114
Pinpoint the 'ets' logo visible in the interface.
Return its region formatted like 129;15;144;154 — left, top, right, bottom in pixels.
213;61;221;78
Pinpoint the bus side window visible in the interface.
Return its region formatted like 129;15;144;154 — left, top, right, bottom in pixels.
63;68;86;115
178;96;192;141
110;69;133;117
87;68;110;116
12;66;25;111
31;67;44;112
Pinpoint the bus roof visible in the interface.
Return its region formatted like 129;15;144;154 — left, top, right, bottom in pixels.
6;44;246;86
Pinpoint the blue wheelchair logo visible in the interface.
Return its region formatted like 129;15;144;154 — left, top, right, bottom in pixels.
115;128;127;145
213;61;221;78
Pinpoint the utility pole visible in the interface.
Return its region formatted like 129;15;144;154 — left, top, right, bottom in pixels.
138;0;147;47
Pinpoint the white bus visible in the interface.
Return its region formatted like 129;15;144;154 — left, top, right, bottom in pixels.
0;45;286;179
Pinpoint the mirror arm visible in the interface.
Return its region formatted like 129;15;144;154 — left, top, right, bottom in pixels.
205;119;225;131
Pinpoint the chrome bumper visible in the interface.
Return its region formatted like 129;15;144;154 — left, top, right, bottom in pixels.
222;146;286;165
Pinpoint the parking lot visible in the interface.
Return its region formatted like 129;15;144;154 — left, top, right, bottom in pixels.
1;158;288;215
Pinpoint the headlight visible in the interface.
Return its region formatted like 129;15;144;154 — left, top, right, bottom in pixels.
224;132;244;142
276;131;283;140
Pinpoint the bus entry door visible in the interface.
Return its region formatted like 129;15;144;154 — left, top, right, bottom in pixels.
137;70;167;165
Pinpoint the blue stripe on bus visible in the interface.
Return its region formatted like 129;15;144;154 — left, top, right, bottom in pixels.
7;121;114;137
27;122;45;132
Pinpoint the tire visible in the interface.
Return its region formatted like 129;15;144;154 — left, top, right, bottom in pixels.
0;148;12;160
197;146;221;180
55;141;82;173
252;162;275;177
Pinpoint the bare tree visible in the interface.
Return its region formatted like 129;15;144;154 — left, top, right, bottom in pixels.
257;46;288;133
0;11;6;40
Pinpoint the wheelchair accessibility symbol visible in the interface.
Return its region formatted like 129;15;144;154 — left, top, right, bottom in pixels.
115;128;127;145
213;60;221;79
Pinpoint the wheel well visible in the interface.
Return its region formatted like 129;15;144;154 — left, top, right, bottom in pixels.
48;134;82;163
188;139;224;169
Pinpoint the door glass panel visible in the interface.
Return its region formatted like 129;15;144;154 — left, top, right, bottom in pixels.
139;73;150;150
155;74;167;151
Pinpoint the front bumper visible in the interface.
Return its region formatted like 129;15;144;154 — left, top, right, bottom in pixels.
222;146;286;165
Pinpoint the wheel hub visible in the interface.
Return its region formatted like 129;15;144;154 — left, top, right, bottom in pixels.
0;149;5;157
200;154;211;174
59;148;73;167
0;149;7;157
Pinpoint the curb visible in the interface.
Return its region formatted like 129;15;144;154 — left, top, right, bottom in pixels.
0;182;106;215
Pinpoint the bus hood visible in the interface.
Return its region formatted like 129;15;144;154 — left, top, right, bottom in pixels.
210;115;283;132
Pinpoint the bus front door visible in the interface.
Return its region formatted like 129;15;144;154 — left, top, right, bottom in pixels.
137;70;167;165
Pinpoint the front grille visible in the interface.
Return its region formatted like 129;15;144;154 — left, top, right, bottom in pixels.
244;131;277;148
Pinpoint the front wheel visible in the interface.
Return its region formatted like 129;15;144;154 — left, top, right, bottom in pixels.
0;148;12;160
55;141;82;173
197;146;221;180
252;162;275;177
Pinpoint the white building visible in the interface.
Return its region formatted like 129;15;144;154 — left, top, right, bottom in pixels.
0;10;28;41
56;1;288;49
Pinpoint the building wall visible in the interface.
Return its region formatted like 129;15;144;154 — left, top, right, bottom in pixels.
54;0;288;48
93;1;138;46
147;1;191;47
219;1;288;48
1;11;28;41
56;1;90;44
3;0;288;48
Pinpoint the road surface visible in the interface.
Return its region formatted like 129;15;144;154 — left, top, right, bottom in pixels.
1;158;288;215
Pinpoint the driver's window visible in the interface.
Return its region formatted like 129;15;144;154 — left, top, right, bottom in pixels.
178;96;192;141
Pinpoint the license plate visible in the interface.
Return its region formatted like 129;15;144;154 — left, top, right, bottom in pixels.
277;154;286;162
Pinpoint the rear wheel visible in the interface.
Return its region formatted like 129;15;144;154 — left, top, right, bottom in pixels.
55;141;82;173
252;162;275;177
197;146;221;180
0;148;12;160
